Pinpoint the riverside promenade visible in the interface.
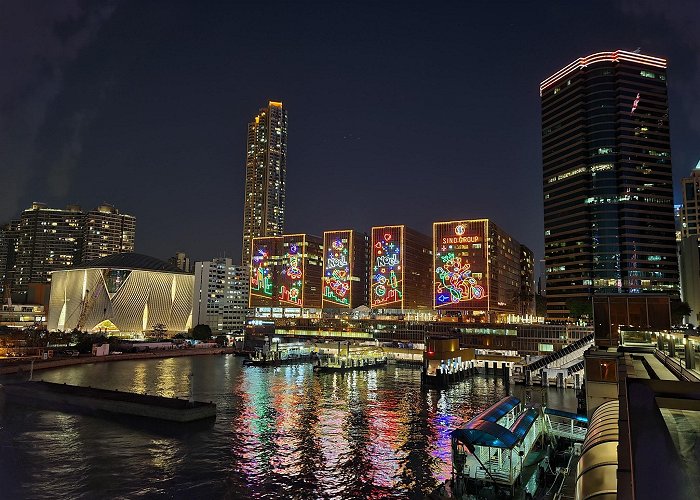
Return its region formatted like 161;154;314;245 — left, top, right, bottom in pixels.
0;347;235;376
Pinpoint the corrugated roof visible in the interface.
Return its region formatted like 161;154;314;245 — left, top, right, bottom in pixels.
73;253;186;273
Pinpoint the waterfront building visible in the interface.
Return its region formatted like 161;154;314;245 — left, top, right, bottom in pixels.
0;303;45;329
14;203;84;299
82;204;136;263
169;251;192;273
193;258;248;333
249;233;323;311
241;101;287;268
541;50;678;319
47;253;193;335
370;225;432;311
0;219;20;299
322;229;369;309
433;219;534;321
678;162;700;323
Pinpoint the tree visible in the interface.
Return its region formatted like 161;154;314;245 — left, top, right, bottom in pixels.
671;300;692;325
535;294;547;318
566;298;592;321
192;324;212;341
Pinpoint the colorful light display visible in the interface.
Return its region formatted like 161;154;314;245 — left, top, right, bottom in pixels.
434;221;488;309
323;231;352;307
371;226;403;308
278;237;304;306
250;241;275;299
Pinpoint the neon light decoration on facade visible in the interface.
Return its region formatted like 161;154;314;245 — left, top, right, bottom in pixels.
250;243;274;298
371;227;403;307
323;232;351;307
435;253;485;305
279;239;303;306
434;220;488;309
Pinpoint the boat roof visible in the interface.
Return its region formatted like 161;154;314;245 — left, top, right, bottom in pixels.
452;399;538;450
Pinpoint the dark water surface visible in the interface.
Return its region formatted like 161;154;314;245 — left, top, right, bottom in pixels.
0;356;576;499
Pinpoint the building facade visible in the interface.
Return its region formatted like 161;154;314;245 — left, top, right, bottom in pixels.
433;219;533;321
48;253;193;335
82;204;136;263
169;251;192;273
370;225;432;311
0;220;20;299
193;258;248;333
541;50;678;319
679;162;700;323
249;234;323;309
241;101;287;268
14;203;84;298
322;229;369;309
1;202;136;302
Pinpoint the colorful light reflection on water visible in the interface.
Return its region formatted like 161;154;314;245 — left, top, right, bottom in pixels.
0;356;524;498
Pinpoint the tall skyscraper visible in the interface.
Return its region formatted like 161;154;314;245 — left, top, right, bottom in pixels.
679;162;700;323
82;204;136;263
242;101;287;268
193;258;248;333
540;50;678;319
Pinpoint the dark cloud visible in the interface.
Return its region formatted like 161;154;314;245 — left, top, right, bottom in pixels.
0;0;116;218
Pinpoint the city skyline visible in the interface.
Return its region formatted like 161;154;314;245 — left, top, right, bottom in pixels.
1;2;699;266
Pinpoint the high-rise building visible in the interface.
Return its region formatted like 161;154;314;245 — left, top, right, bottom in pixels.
169;251;192;273
193;258;248;333
82;204;136;263
242;101;287;268
0;220;20;299
678;162;700;323
15;203;84;298
321;229;369;309
540;50;678;319
433;219;534;321
249;233;323;310
370;225;432;311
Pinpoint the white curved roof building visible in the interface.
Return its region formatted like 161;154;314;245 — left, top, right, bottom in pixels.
48;253;194;335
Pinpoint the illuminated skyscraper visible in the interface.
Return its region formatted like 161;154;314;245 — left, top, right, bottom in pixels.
14;203;84;298
242;101;287;268
541;50;678;319
82;204;135;263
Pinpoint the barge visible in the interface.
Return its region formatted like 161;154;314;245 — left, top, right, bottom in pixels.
0;381;216;423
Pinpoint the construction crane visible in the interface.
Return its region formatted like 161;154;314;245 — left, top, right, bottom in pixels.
75;286;101;332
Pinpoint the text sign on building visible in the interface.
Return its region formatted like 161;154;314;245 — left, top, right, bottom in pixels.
323;230;352;307
250;239;275;299
434;220;488;309
278;236;304;306
371;226;403;308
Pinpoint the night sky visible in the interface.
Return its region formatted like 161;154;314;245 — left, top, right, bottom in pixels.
2;1;699;265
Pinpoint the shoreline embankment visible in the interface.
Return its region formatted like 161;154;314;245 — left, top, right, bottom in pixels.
0;347;235;375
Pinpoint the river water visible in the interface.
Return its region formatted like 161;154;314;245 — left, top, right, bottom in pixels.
0;355;576;499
